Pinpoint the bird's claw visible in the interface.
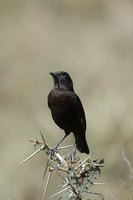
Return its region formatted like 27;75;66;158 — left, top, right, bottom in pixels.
49;148;57;157
69;143;76;161
69;152;76;161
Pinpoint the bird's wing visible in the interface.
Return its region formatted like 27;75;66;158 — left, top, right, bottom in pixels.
72;93;86;132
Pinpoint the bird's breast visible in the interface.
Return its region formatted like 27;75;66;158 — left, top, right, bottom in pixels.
48;89;74;109
48;89;77;131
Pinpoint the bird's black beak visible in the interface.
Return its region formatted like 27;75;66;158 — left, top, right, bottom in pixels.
49;72;57;78
49;72;59;87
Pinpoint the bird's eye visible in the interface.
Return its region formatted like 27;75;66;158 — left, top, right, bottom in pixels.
61;73;66;77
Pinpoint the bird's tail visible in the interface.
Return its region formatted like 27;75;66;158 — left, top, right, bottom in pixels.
75;135;89;154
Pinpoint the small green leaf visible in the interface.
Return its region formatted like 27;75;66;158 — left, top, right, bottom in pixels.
99;159;104;164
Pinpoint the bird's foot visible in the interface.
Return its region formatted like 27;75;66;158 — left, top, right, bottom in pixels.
69;154;74;160
69;143;76;161
49;147;57;158
69;151;76;161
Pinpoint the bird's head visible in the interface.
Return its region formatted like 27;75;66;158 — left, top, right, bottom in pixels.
50;71;74;91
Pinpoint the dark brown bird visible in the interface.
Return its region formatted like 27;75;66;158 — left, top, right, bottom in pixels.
48;71;89;157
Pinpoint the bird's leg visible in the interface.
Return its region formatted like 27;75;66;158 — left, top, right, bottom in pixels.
49;134;68;156
69;143;77;160
54;134;68;149
69;136;78;160
72;143;77;160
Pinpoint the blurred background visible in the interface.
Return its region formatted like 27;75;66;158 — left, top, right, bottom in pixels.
0;0;133;199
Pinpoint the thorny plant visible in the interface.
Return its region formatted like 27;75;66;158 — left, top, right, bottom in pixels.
19;132;105;200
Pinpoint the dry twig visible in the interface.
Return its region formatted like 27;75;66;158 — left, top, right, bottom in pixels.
19;133;105;200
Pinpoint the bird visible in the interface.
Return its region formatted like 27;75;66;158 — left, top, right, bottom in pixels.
48;71;89;158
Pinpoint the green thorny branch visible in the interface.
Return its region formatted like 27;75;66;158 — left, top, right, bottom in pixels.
19;132;105;200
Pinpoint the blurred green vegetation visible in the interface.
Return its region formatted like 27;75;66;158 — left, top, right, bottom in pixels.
0;0;133;199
